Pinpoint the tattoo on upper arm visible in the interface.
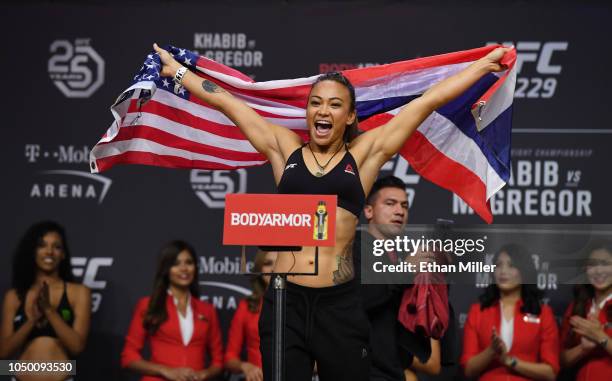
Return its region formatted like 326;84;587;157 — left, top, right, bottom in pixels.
332;246;354;285
202;80;224;94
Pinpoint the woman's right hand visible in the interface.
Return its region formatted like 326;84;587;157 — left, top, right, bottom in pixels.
489;327;507;358
240;362;263;381
580;336;597;351
36;281;52;316
160;366;198;381
153;43;183;78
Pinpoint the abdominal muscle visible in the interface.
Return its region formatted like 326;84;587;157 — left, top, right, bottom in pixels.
273;208;358;287
17;337;70;381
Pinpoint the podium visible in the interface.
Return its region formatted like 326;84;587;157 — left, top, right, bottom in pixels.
223;194;337;381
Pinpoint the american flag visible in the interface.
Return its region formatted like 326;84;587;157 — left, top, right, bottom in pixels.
90;45;516;223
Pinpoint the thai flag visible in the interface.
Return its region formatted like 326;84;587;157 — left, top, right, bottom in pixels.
90;45;516;223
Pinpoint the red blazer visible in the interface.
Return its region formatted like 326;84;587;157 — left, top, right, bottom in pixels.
461;300;560;381
121;295;224;381
560;299;612;381
224;299;262;368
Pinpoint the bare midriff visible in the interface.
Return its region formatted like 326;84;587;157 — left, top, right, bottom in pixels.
17;337;70;381
273;207;358;287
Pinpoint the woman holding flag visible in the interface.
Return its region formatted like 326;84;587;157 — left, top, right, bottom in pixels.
153;42;509;381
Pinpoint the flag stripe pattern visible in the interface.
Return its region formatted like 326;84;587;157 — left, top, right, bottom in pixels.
91;45;516;222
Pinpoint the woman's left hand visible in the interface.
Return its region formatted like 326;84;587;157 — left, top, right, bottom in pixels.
481;47;510;73
36;282;52;315
570;315;607;343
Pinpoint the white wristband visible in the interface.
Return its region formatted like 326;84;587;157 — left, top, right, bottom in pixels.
173;66;188;85
173;67;188;94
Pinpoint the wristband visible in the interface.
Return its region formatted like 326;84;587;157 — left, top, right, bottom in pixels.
173;67;188;94
506;356;518;368
173;67;187;84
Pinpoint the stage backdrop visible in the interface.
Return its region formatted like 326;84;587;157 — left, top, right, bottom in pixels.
0;1;611;380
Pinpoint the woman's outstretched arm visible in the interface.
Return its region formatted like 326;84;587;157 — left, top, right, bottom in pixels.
352;48;509;185
153;44;302;182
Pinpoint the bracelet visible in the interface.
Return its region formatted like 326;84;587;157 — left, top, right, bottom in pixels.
173;67;188;85
506;356;518;368
173;67;188;94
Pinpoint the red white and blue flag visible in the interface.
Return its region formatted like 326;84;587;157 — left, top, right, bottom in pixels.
90;45;516;223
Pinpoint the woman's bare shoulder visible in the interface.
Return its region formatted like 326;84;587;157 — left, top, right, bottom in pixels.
66;283;91;300
2;288;21;310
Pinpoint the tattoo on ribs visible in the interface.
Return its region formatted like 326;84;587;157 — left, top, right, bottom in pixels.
202;80;223;93
332;248;354;284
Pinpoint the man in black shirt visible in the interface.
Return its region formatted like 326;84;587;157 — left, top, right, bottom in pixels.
355;175;433;381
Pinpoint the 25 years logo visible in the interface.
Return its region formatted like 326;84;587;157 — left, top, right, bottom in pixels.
190;169;247;208
48;38;105;98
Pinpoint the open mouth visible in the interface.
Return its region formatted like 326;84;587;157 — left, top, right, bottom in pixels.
43;257;55;264
314;121;332;137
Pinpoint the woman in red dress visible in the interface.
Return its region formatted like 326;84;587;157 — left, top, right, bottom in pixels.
121;241;223;381
560;241;612;380
225;250;277;381
461;243;559;381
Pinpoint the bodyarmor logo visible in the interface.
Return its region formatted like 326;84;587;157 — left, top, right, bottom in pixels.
71;257;114;312
487;41;568;99
380;155;420;206
190;169;247;208
48;38;105;98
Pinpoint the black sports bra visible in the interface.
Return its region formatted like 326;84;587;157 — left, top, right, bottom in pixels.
13;282;75;340
277;145;366;217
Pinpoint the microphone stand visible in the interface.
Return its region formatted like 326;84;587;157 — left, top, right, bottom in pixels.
250;246;319;381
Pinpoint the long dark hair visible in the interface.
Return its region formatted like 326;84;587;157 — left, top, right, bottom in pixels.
246;250;270;313
143;240;200;334
11;221;74;302
478;243;543;315
571;240;612;319
311;72;360;142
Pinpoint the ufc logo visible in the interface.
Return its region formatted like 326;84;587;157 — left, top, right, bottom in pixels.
71;257;113;313
71;257;113;289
